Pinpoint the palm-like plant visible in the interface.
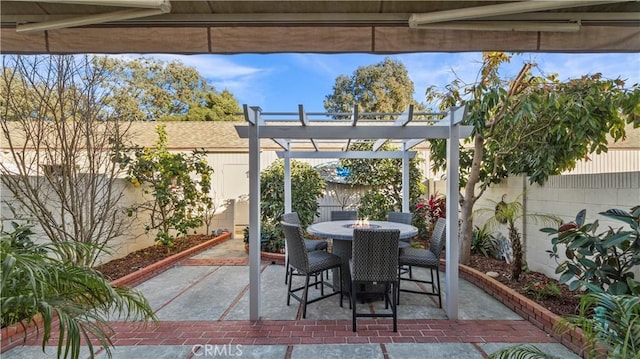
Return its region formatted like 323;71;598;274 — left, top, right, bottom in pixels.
1;224;157;359
490;291;639;359
559;292;639;359
476;193;561;281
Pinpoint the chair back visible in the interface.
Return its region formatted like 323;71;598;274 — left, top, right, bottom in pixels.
282;212;301;225
281;222;309;271
429;218;447;258
387;212;413;225
351;229;400;282
331;210;357;221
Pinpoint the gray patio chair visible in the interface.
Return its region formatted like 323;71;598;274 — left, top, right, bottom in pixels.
282;221;343;318
388;211;414;275
350;228;400;332
330;210;357;221
282;212;329;284
398;217;446;308
387;211;414;245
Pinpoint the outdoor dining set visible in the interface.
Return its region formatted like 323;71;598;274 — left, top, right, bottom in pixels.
280;211;446;332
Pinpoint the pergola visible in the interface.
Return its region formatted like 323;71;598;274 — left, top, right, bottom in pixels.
235;104;473;320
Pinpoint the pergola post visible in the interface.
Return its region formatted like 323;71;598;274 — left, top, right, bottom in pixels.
283;143;292;266
246;105;262;321
444;106;466;320
402;143;410;212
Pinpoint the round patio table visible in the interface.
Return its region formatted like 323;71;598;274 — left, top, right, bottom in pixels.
306;220;418;293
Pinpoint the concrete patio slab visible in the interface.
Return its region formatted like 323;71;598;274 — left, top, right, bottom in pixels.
2;236;584;359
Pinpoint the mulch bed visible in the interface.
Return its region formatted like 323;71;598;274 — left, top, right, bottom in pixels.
94;234;214;281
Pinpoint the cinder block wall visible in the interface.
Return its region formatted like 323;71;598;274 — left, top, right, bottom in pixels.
435;172;639;280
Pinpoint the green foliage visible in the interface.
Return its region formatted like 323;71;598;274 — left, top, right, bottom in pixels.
543;207;640;295
429;53;639;186
492;291;640;359
242;222;284;253
471;223;498;258
260;159;325;228
426;52;640;265
339;142;424;221
324;57;426;119
558;292;640;359
415;193;446;238
1;223;156;359
97;56;241;121
521;280;562;301
489;344;562;359
478;193;560;281
116;125;213;246
185;89;242;121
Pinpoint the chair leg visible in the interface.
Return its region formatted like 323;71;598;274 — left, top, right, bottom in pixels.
338;266;343;308
284;255;289;284
302;275;310;319
286;267;293;306
351;279;357;332
392;281;398;332
435;267;442;308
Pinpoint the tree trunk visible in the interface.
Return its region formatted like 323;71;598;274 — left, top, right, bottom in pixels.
459;134;485;265
510;225;523;282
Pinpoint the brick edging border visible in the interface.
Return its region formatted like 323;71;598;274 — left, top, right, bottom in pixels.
452;260;588;358
1;232;232;353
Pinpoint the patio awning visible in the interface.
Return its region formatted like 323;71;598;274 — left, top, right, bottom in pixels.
2;1;639;54
235;104;472;320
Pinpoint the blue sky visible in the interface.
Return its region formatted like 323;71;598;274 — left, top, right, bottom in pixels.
130;53;639;113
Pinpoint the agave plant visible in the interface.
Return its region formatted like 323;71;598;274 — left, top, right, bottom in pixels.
1;223;157;359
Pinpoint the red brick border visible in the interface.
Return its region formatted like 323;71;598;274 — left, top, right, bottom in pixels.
0;232;232;353
454;261;588;358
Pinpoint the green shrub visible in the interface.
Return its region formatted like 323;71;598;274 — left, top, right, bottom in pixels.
471;223;498;258
543;206;640;295
260;159;325;227
521;280;562;301
339;141;425;222
1;223;156;359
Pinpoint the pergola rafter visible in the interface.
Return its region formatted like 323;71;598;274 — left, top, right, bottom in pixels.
236;104;472;321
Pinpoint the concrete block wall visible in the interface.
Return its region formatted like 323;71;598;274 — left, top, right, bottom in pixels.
436;172;640;280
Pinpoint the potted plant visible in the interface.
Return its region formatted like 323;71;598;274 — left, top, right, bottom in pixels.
242;221;283;254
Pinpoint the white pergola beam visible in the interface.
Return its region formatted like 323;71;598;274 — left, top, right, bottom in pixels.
372;105;413;151
236;125;473;140
276;151;417;159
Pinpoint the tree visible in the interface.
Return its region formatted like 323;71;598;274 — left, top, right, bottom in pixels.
116;125;213;246
0;55;134;267
185;89;242;121
260;159;326;228
1;223;156;359
340;142;425;221
324;57;425;119
428;52;640;264
476;193;560;281
98;57;241;121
